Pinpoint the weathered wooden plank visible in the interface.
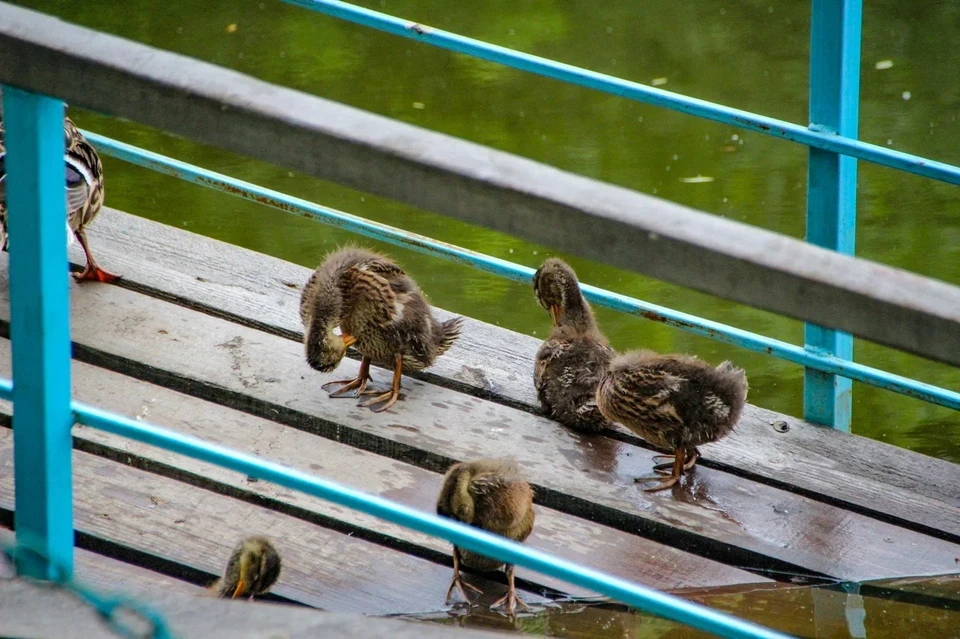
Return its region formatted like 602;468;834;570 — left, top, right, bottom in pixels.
0;341;765;594
0;429;541;614
1;265;955;582
1;526;201;596
0;578;517;639
2;4;960;364
76;208;960;541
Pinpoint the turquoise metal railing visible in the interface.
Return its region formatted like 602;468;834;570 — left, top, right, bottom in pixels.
2;0;959;637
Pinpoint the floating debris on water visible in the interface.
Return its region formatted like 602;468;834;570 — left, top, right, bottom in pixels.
651;77;668;87
413;102;426;109
680;175;715;183
226;23;237;33
875;59;894;70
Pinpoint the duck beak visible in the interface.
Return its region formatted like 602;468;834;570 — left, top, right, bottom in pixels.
549;305;561;326
341;333;357;348
231;579;247;599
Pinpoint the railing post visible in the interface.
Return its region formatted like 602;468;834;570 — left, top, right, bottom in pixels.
2;86;74;579
804;0;862;431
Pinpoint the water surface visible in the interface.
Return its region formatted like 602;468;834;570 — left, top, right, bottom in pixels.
410;576;960;638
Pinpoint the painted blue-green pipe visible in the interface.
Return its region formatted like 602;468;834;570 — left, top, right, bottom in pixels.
62;400;789;639
803;0;862;431
279;0;960;187
82;131;960;413
2;88;75;580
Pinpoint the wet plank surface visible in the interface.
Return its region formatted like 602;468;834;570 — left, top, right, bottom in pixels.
78;208;960;542
0;578;518;639
0;429;540;615
0;526;200;596
0;254;956;584
0;340;766;594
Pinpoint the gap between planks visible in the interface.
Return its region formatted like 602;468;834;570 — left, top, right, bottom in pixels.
0;427;546;615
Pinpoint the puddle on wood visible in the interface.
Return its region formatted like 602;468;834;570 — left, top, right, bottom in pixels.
398;574;960;638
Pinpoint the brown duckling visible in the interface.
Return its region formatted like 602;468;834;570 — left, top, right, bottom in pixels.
300;247;463;412
436;458;535;615
533;258;616;432
0;116;119;282
596;350;748;492
209;535;282;599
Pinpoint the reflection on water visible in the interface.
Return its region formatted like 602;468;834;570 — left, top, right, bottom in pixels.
403;575;960;638
11;0;960;462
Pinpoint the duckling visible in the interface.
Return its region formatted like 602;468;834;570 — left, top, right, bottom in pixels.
596;350;747;492
300;247;463;412
436;458;535;615
0;116;120;282
533;258;616;432
209;535;282;599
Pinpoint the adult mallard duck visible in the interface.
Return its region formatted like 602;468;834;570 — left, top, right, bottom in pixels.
209;535;282;599
436;458;535;615
596;350;748;491
300;247;463;412
0;116;119;282
533;258;616;432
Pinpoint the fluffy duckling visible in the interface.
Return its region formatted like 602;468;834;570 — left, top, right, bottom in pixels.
596;350;748;491
0;116;120;282
533;258;616;432
300;247;463;412
436;459;535;615
209;535;282;599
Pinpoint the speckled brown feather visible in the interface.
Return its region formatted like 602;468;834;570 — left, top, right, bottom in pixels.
596;349;748;451
436;458;535;572
533;258;616;432
301;247;462;373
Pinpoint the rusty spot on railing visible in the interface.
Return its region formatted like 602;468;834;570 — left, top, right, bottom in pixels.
196;176;303;215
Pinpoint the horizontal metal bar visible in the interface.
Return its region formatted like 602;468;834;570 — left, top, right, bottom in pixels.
3;3;960;366
282;0;960;187
65;396;788;639
83;131;960;413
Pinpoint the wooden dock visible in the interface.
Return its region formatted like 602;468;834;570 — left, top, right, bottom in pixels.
1;209;958;626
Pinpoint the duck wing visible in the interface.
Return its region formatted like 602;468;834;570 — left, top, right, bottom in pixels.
607;365;688;427
342;263;400;328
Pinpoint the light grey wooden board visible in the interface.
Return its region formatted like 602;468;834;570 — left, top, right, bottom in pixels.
2;261;957;582
0;340;767;594
0;578;518;639
0;526;201;597
65;208;960;542
0;429;544;615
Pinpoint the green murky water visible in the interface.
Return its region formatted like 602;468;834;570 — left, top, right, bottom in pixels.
10;0;960;462
412;576;960;638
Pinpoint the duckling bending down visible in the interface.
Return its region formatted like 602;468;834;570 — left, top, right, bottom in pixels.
209;535;282;599
436;459;535;615
533;258;616;432
300;247;463;412
596;350;747;492
0;117;120;283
